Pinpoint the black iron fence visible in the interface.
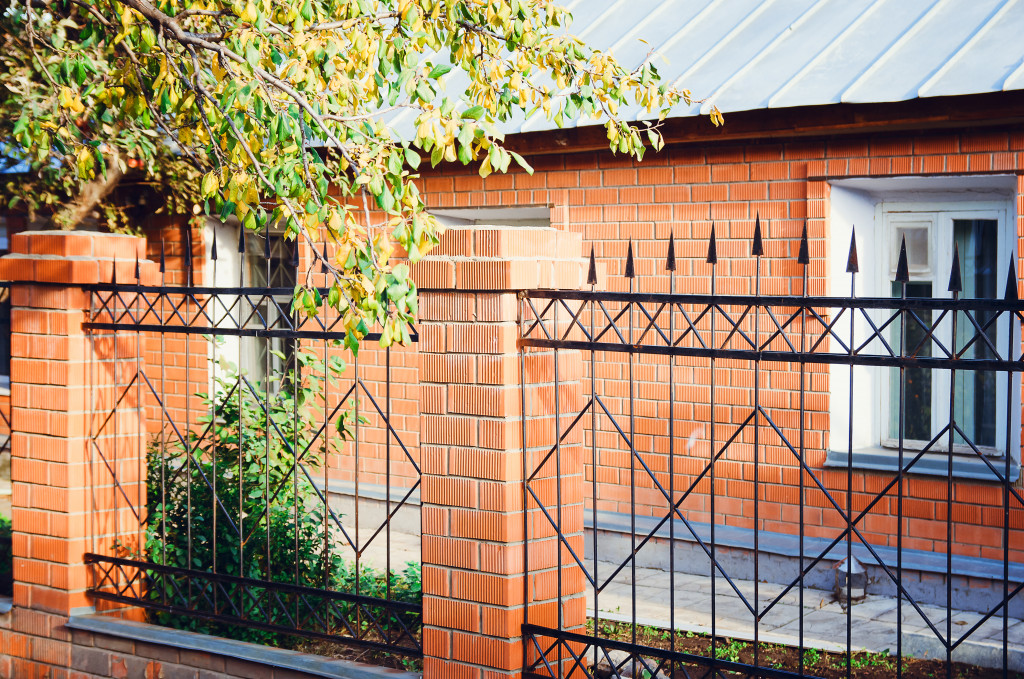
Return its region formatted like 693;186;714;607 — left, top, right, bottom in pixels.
81;237;421;657
519;221;1024;678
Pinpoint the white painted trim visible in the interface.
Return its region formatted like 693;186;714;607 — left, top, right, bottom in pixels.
827;176;1020;473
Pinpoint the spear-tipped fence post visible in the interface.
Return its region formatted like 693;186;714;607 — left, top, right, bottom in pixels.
797;218;809;674
894;233;909;676
843;226;859;679
1003;255;1018;677
1006;260;1019;301
184;226;193;287
751;212;763;669
706;220;718;663
623;237;637;674
666;232;676;670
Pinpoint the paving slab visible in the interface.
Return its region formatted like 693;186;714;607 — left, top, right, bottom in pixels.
587;558;1024;671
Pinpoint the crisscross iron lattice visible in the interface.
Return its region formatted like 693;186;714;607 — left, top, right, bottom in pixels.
520;224;1023;679
83;239;420;657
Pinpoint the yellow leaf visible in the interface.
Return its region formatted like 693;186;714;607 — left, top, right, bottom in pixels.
240;1;257;22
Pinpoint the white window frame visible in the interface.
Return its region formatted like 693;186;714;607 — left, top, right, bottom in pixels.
875;202;1010;456
826;176;1020;481
206;218;297;390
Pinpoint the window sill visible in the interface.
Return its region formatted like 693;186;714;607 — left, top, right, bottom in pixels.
825;447;1020;483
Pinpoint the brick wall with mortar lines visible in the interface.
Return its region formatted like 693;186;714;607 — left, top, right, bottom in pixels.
0;232;154;677
287;238;422;492
416;126;1024;563
417;224;588;678
138;220;424;494
0;607;354;679
140;217;209;441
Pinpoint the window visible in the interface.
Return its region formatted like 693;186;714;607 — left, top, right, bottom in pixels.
826;177;1020;480
206;219;297;388
239;231;297;384
881;209;1002;453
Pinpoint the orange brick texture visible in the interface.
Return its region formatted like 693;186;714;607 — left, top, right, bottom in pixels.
1;232;153;677
140;218;209;439
418;225;588;679
27;624;373;679
418;127;1024;563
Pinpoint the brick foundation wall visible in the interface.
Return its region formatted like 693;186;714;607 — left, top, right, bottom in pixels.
0;606;394;679
65;625;356;679
417;125;1024;562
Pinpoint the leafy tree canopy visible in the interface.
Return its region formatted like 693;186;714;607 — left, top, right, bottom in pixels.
1;0;720;350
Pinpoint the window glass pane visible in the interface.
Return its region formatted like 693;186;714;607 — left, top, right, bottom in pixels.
240;233;297;388
953;219;998;449
889;282;933;443
892;224;930;274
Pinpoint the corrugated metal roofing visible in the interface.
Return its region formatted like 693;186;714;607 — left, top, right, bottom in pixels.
391;0;1024;136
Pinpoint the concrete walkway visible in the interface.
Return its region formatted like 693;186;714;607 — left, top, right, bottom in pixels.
589;563;1024;670
320;495;1023;670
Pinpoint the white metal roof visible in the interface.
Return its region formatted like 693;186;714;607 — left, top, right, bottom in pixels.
391;0;1024;137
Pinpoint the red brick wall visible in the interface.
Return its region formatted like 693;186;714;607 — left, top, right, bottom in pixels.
139;216;209;441
417;126;1024;563
0;607;363;679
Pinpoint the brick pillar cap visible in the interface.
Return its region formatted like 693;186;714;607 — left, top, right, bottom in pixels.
0;231;157;285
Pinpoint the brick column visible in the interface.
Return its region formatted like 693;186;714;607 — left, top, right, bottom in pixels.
0;231;156;677
416;226;587;679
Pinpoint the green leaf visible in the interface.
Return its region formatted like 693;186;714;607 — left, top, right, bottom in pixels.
404;147;420;169
461;105;485;120
510;151;533;175
428;63;452;79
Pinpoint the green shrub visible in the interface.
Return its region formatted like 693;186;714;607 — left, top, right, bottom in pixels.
144;348;420;647
0;514;11;597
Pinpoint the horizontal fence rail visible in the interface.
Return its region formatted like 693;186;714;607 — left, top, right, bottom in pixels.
82;237;421;658
520;222;1024;679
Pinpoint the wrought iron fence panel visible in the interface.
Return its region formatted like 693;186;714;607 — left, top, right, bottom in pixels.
82;237;421;657
520;221;1024;679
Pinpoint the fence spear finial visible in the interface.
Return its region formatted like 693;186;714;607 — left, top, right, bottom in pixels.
321;242;330;275
797;220;809;265
624;240;635;279
846;227;859;274
134;252;141;281
666;232;676;272
948;242;962;294
183;227;193;271
159;238;166;274
706;222;718;264
238;224;246;254
291;240;300;268
264;229;272;260
752;213;764;257
587;246;597;286
211;229;218;262
1005;257;1019;301
894;234;910;284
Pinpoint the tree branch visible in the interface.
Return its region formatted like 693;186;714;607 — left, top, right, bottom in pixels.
52;148;123;229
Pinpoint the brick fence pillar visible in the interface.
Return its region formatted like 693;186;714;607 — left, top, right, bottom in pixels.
0;231;156;676
416;226;587;679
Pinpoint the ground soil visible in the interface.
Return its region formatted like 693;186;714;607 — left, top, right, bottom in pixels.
292;617;1022;678
589;619;1023;679
294;636;422;672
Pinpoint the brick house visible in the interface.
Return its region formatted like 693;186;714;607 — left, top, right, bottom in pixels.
3;0;1024;662
400;0;1024;611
